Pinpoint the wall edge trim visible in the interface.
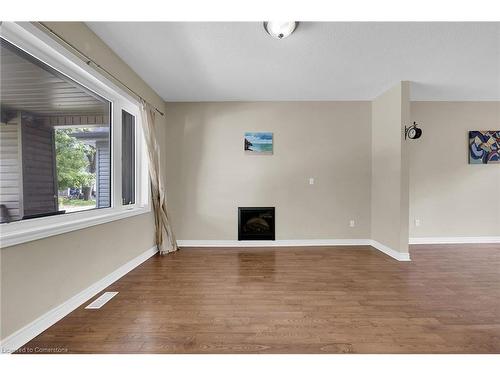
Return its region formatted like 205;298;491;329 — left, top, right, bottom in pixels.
177;239;372;247
0;246;158;353
369;240;411;261
409;236;500;244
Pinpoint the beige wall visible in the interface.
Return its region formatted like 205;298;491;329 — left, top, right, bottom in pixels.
409;101;500;237
164;102;372;240
1;214;155;339
1;22;166;339
371;82;410;254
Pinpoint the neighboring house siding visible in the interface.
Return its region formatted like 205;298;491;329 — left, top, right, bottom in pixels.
21;115;58;217
0;113;23;221
96;140;110;208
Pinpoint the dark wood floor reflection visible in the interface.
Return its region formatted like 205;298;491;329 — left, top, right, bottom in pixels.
19;244;500;353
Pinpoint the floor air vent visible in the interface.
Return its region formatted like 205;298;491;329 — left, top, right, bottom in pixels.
85;292;119;309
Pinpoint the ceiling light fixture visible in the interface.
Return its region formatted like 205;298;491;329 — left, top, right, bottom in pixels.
263;21;298;39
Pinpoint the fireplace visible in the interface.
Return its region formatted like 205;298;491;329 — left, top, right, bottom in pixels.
238;207;275;241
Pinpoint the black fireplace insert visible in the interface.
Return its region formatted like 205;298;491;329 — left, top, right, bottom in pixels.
238;207;275;241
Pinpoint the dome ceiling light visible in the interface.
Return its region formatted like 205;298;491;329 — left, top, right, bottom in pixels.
263;21;298;39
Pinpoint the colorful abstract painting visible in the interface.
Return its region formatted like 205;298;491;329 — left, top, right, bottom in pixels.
469;131;500;164
244;132;273;154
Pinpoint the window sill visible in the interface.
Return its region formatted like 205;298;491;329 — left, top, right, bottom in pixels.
0;205;151;249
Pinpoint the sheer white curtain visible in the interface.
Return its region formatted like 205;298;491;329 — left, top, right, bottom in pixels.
140;101;178;254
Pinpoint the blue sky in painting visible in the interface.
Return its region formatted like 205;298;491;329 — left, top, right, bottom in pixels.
245;132;273;144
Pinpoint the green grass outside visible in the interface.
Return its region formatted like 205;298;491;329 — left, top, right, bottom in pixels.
58;197;96;207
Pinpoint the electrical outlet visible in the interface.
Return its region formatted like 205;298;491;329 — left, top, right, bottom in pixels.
349;220;355;227
415;219;421;227
309;177;314;185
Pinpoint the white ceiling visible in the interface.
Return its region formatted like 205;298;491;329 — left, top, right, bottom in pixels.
87;22;500;101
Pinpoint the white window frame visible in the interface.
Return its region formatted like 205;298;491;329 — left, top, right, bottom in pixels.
121;109;142;207
0;22;151;248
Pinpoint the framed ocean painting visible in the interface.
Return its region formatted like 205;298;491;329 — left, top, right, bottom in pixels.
244;132;273;154
469;131;500;164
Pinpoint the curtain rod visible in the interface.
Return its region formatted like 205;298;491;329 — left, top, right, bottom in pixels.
37;22;165;117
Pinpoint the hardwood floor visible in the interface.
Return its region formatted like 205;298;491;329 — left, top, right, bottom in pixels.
18;244;500;353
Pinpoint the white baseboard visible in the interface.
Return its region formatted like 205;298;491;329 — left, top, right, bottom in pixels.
410;236;500;245
177;239;371;247
177;239;410;261
369;240;411;261
0;246;158;354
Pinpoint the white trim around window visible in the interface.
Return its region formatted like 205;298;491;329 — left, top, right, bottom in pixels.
0;22;151;249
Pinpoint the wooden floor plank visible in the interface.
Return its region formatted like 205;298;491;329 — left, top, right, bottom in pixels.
17;244;500;353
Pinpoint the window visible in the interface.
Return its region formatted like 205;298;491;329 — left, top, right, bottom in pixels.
0;22;149;247
122;110;135;206
0;38;111;222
